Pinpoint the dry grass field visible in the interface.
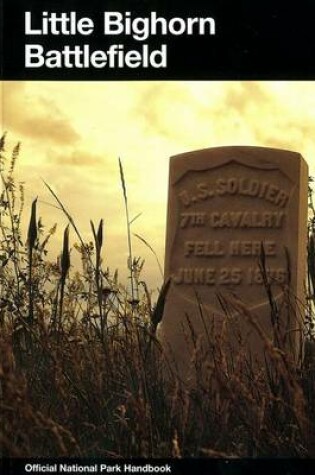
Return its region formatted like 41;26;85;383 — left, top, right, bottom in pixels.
1;135;315;458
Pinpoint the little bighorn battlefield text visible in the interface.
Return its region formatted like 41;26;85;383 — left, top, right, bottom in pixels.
24;11;216;69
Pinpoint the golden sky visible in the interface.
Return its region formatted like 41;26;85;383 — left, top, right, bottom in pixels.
2;81;315;291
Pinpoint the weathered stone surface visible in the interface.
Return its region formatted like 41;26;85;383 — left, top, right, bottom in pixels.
161;146;308;374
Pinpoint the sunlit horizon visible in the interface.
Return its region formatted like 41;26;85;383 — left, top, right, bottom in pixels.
2;81;315;292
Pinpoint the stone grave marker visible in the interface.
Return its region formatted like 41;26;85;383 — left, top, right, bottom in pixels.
161;146;308;373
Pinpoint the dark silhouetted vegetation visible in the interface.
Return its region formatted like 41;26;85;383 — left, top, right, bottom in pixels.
0;135;315;458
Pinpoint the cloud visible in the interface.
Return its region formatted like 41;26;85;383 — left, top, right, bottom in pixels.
190;82;315;160
3;82;80;145
134;83;194;140
130;82;277;149
221;82;271;114
17;115;79;145
47;148;104;167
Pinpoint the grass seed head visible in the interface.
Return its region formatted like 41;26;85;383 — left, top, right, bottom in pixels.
61;225;70;279
27;197;38;252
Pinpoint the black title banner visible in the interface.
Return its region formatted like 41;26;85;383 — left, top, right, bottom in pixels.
2;0;315;80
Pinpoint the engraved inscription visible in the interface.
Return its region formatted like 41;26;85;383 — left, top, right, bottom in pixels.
173;267;288;286
173;267;216;285
180;211;287;228
184;240;224;257
183;240;277;257
180;212;206;228
173;267;240;285
246;267;288;285
179;177;289;208
169;159;294;306
208;211;286;228
229;240;276;256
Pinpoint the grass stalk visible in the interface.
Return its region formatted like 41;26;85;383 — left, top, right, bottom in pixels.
58;225;70;333
119;158;136;307
91;218;105;337
27;197;37;326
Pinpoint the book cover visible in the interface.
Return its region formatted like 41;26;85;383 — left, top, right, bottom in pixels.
1;0;315;473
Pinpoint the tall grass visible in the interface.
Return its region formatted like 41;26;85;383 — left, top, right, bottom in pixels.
0;136;315;457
